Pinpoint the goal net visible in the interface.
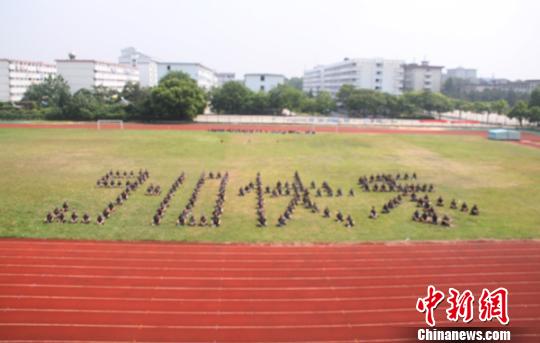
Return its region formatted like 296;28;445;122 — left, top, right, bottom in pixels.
97;119;124;130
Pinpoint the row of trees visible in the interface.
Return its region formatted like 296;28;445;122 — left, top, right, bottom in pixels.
209;82;528;120
442;78;529;106
507;88;540;125
336;85;540;125
210;82;335;115
0;72;206;121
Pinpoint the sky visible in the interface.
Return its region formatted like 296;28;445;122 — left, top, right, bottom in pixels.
1;0;539;80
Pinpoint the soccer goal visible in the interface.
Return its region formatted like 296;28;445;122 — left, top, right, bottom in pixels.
97;119;124;130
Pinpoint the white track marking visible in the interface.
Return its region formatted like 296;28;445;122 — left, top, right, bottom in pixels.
0;318;538;329
2;254;539;264
1;280;539;291
1;291;538;302
2;261;539;272
0;270;538;281
1;304;538;315
1;246;538;257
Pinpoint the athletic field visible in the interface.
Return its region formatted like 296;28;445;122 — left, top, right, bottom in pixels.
0;123;539;243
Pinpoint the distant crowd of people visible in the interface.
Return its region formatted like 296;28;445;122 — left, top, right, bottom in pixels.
176;171;227;227
152;172;185;226
46;169;149;225
45;169;480;228
208;128;316;135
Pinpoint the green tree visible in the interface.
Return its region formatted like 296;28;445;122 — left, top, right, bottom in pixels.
529;87;540;108
490;99;509;115
268;85;305;113
93;85;119;104
210;81;252;114
508;100;530;127
243;92;270;114
314;91;336;114
336;84;355;109
528;106;540;125
346;89;386;117
121;82;151;118
286;77;303;91
64;89;101;120
148;71;206;120
23;75;71;110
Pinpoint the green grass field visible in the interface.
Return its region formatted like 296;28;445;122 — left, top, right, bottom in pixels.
0;127;539;243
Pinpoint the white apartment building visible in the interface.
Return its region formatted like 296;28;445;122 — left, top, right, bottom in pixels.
303;58;405;96
56;59;139;94
157;62;218;90
403;61;443;92
118;47;158;87
244;73;285;92
0;59;57;102
217;72;235;86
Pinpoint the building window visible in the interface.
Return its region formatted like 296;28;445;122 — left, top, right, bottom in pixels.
260;75;265;81
167;65;171;71
260;85;265;91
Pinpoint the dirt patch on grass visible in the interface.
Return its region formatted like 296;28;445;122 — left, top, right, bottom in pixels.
396;145;520;189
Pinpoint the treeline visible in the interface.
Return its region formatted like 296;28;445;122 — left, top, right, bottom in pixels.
209;82;335;115
0;72;206;121
507;88;540;126
442;78;530;106
209;82;531;120
338;85;540;124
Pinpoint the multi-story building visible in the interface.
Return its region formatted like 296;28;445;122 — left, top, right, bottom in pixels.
446;67;477;82
157;62;218;90
56;59;139;94
217;72;235;86
118;47;158;87
303;58;405;96
244;73;285;92
403;61;443;92
0;59;57;102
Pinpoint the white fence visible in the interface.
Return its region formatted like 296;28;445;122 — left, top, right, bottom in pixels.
195;114;516;128
440;111;526;127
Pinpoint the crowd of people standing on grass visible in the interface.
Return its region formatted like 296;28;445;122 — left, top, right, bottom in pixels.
176;171;226;227
45;169;480;229
152;172;185;226
208;128;316;135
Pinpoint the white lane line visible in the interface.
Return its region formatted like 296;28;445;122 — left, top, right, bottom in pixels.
2;254;538;264
1;280;539;291
1;246;537;257
1;292;539;302
0;308;411;315
2;304;538;315
2;262;539;272
1;270;538;281
0;318;538;329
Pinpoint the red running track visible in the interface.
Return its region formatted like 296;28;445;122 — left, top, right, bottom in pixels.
0;239;539;342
